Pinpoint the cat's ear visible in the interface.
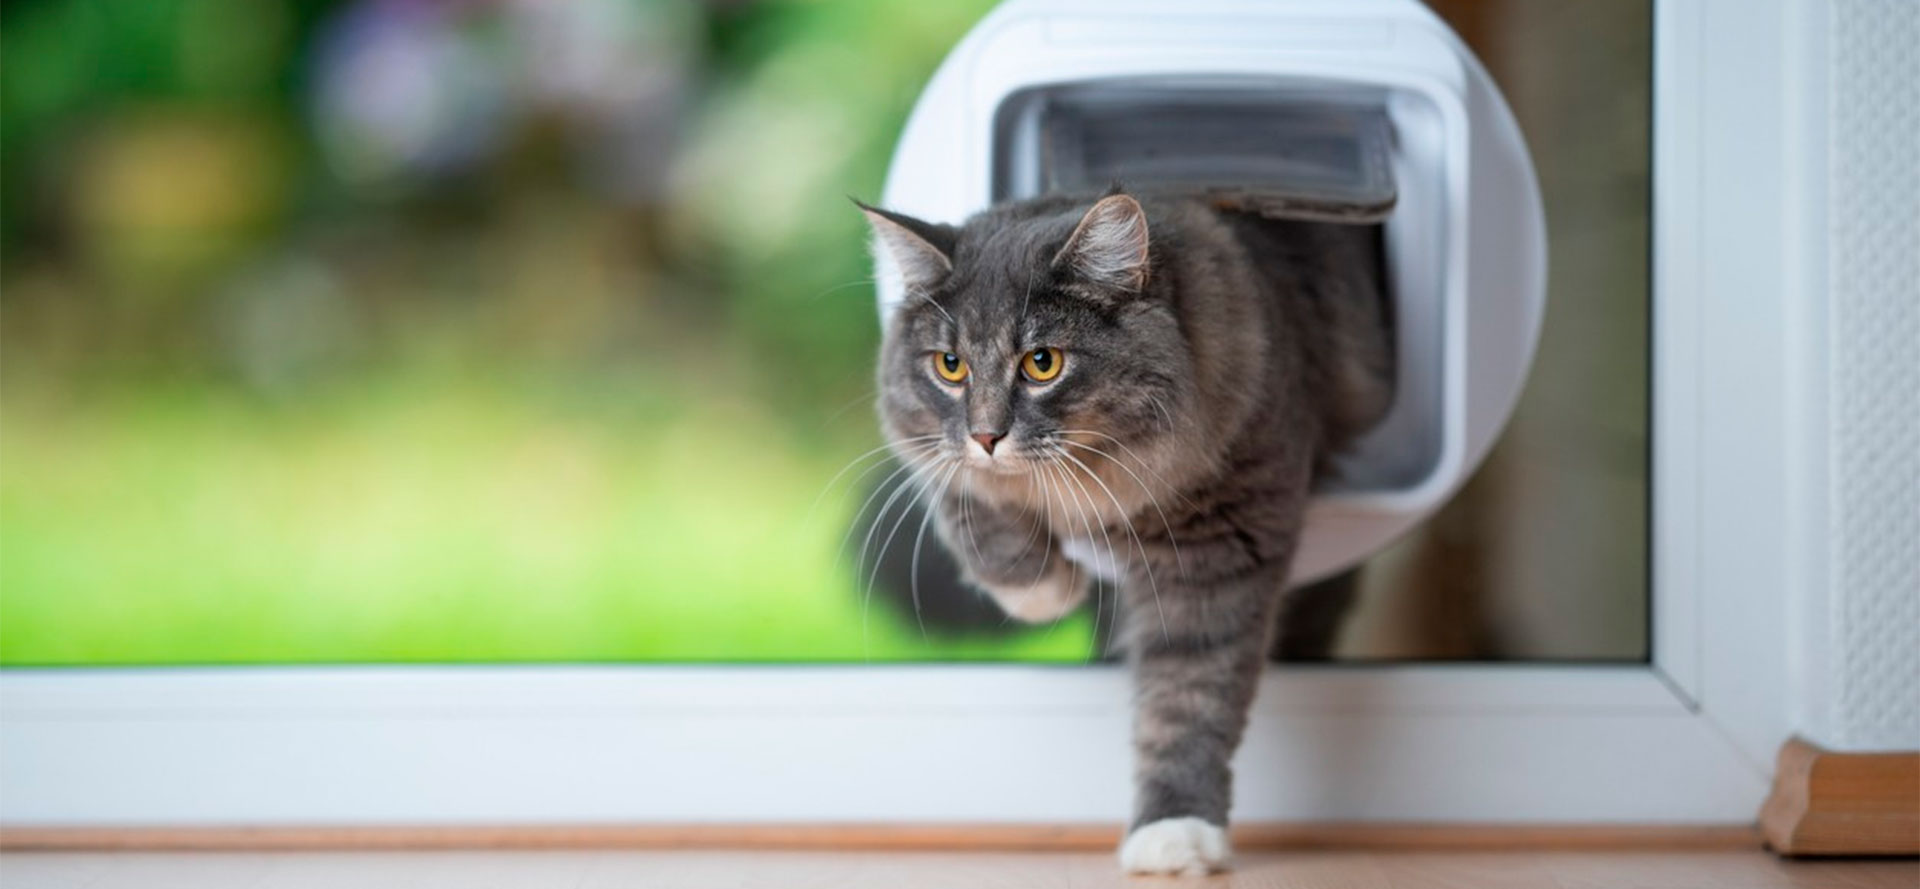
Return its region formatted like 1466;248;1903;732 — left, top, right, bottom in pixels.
1054;193;1149;294
855;200;956;295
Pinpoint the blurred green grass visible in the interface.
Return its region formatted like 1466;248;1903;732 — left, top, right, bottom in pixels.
0;0;1092;665
0;369;1092;664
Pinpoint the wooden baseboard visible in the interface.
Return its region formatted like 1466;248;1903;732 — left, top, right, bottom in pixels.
1760;736;1920;857
0;822;1760;853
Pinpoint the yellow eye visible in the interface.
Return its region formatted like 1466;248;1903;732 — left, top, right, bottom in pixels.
1021;347;1064;382
933;352;969;383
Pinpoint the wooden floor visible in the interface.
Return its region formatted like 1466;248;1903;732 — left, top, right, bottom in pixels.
2;849;1914;888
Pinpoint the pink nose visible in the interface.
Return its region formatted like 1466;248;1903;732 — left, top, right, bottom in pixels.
970;432;1005;455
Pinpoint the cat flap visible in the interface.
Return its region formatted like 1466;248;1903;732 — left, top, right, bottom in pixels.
993;81;1397;224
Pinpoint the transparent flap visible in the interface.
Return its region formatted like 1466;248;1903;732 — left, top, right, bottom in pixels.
994;81;1397;223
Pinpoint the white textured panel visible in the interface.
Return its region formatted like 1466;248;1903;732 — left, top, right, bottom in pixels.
1821;0;1920;751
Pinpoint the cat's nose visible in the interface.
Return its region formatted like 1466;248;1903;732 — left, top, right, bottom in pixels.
970;431;1006;455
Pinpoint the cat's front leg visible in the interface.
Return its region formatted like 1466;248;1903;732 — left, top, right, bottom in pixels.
936;493;1085;623
1118;567;1283;875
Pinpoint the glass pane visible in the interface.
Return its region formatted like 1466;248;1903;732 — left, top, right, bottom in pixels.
1340;0;1651;660
0;0;1648;665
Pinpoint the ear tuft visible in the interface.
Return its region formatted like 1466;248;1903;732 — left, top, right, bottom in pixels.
857;202;954;296
1053;194;1149;293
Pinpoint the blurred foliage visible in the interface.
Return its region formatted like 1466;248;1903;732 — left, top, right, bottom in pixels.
0;0;1097;664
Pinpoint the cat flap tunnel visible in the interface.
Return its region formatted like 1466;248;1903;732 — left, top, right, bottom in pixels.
874;0;1546;582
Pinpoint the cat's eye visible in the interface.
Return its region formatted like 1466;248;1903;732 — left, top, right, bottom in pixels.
1020;347;1064;383
933;352;969;383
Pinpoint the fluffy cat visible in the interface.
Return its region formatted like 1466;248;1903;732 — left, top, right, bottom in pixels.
863;189;1392;874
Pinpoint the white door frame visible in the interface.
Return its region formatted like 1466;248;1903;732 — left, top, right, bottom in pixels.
0;0;1817;826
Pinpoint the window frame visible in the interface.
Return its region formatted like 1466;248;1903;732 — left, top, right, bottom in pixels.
0;0;1816;827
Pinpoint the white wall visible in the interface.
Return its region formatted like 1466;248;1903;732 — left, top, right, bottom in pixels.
1792;0;1920;754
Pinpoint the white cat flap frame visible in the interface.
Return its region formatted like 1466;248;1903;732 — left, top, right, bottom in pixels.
876;0;1549;582
0;0;1822;831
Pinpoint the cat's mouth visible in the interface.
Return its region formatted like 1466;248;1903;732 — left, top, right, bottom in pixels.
963;447;1038;476
966;459;1030;476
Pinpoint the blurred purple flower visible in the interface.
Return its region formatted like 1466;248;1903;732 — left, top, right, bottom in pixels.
312;0;509;187
311;0;696;201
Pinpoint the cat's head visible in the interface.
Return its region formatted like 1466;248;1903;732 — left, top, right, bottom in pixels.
865;193;1191;504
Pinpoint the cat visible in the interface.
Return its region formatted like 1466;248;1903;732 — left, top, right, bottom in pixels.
862;187;1393;874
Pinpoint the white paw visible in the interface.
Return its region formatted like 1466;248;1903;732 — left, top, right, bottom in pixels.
980;576;1085;624
1118;817;1231;875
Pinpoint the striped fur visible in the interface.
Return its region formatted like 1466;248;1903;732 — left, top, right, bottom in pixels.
867;191;1392;870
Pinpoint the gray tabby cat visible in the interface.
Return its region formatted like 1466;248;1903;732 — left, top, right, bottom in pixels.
863;189;1392;874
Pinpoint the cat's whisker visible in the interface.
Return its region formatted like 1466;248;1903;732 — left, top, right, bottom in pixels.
904;286;956;327
861;457;942;577
1049;452;1122;586
1030;459;1064;589
823;443;944;570
842;455;931;568
854;458;944;658
958;478;988;571
1032;459;1092;652
1019;268;1037;325
1052;453;1152;648
862;457;953;643
1042;456;1106;661
1005;467;1047;567
1052;448;1134;574
908;460;963;641
1146;396;1177;434
1053;429;1202;514
1006;466;1082;641
1032;461;1069;557
820;389;881;426
1054;436;1191;579
1055;447;1170;646
803;275;879;302
1042;455;1115;663
810;436;942;524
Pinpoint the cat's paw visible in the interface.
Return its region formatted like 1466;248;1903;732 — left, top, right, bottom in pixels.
979;573;1085;624
1118;817;1231;875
